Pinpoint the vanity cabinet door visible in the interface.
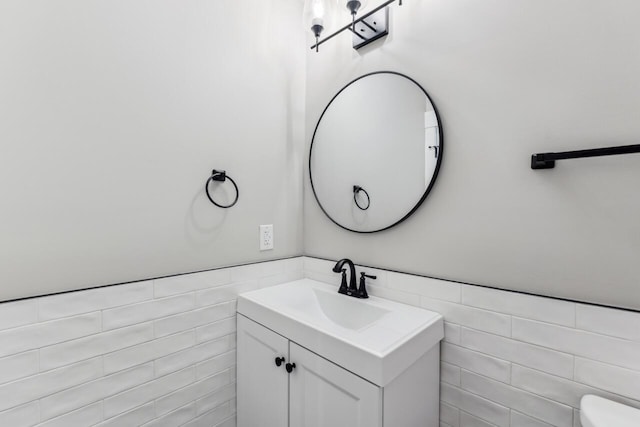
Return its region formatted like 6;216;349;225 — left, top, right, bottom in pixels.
289;342;382;427
237;315;289;427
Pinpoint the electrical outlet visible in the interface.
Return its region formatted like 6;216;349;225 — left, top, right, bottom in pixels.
260;224;274;251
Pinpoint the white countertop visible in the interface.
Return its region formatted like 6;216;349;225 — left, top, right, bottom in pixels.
237;278;443;386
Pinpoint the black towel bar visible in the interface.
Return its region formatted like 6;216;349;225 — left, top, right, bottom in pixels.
531;144;640;169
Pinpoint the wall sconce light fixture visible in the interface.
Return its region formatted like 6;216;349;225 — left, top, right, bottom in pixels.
304;0;330;52
307;0;403;52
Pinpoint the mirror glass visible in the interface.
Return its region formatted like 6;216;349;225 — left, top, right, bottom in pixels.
310;72;443;233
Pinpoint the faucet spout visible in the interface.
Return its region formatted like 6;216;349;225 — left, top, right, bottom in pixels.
333;258;357;294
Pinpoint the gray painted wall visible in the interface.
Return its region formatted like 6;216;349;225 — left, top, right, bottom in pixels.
2;0;639;309
303;0;640;310
0;0;305;302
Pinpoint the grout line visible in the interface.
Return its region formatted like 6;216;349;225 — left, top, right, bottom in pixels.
511;361;640;407
459;367;575;411
508;315;513;338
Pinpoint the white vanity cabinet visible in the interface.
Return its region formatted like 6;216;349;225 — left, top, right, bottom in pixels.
237;315;289;427
237;315;381;427
237;279;444;427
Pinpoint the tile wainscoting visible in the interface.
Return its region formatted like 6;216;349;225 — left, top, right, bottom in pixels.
304;257;640;427
0;258;303;427
1;255;638;427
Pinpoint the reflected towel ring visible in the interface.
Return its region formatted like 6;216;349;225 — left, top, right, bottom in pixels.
206;169;239;208
428;145;439;158
353;185;370;211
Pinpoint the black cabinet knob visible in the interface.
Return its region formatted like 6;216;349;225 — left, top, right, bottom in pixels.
285;362;296;373
275;357;285;367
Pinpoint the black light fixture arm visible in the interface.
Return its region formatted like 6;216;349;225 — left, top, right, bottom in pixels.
311;22;324;53
310;0;400;51
531;144;640;169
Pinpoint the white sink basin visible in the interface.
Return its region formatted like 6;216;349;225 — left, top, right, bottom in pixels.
237;278;443;386
313;288;390;330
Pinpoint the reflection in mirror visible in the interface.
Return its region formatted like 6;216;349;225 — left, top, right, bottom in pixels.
310;72;442;233
353;185;370;210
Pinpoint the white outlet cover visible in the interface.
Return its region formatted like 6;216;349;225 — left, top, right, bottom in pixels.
260;224;274;251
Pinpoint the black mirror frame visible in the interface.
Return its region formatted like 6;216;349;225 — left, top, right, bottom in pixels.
309;71;444;234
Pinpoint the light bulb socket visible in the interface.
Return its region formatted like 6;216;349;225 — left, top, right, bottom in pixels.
311;23;324;38
346;0;362;16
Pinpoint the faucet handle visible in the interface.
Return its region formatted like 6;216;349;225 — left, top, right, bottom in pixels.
357;272;376;299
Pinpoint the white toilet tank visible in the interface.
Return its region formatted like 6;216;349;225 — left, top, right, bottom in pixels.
581;395;640;427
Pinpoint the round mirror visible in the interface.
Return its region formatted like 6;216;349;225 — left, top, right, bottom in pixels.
309;71;443;233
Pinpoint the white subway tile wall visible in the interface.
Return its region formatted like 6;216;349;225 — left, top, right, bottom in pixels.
303;257;640;427
1;256;637;427
0;258;303;427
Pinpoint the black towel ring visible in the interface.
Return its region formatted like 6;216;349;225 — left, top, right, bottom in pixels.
206;170;239;208
353;185;370;211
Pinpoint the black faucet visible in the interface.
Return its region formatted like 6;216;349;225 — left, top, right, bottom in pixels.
333;258;357;296
332;259;376;299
